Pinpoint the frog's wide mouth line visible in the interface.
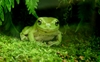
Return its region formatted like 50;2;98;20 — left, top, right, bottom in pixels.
37;26;58;32
39;28;58;33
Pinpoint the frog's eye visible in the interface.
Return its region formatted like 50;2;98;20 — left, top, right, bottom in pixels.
37;20;42;25
55;21;59;26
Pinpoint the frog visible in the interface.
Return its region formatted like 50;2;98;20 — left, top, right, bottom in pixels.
20;17;62;46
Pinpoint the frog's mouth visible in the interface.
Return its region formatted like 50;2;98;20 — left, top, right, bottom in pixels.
36;25;58;33
38;27;57;33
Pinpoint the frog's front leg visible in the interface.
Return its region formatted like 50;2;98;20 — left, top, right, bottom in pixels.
28;31;46;46
20;33;28;40
20;26;30;40
28;30;36;42
48;31;62;46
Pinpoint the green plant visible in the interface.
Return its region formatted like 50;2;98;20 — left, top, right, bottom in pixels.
0;34;68;62
25;0;39;18
75;0;95;32
58;0;100;32
0;0;20;22
0;0;39;37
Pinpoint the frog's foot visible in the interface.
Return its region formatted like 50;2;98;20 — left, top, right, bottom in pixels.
20;35;28;41
48;41;60;46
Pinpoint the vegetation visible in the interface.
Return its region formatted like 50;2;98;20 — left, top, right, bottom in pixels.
0;24;99;62
0;0;39;37
0;0;100;62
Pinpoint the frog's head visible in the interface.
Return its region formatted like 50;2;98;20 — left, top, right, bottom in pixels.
35;17;59;32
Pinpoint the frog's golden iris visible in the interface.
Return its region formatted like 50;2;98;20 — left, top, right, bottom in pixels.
20;17;62;46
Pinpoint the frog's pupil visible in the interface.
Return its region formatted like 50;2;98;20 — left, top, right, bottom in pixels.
55;21;59;26
38;20;41;25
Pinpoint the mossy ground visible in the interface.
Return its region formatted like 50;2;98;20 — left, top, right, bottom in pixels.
0;24;99;62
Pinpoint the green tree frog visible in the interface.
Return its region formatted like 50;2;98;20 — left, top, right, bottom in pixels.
20;17;62;46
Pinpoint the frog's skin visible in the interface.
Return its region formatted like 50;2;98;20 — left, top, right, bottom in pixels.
20;17;62;46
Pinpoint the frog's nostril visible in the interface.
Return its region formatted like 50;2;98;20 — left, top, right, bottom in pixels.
46;23;50;26
46;23;51;28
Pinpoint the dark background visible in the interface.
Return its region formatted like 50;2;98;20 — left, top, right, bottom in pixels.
12;0;100;37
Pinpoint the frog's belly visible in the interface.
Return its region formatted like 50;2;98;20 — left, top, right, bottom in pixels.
34;35;56;42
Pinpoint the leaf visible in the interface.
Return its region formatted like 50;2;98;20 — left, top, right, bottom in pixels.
0;0;8;13
0;0;2;5
76;1;95;32
5;0;11;12
98;9;100;14
16;0;20;4
25;0;39;18
75;19;83;32
0;6;4;21
9;0;14;8
0;20;2;25
3;5;8;13
4;12;11;30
